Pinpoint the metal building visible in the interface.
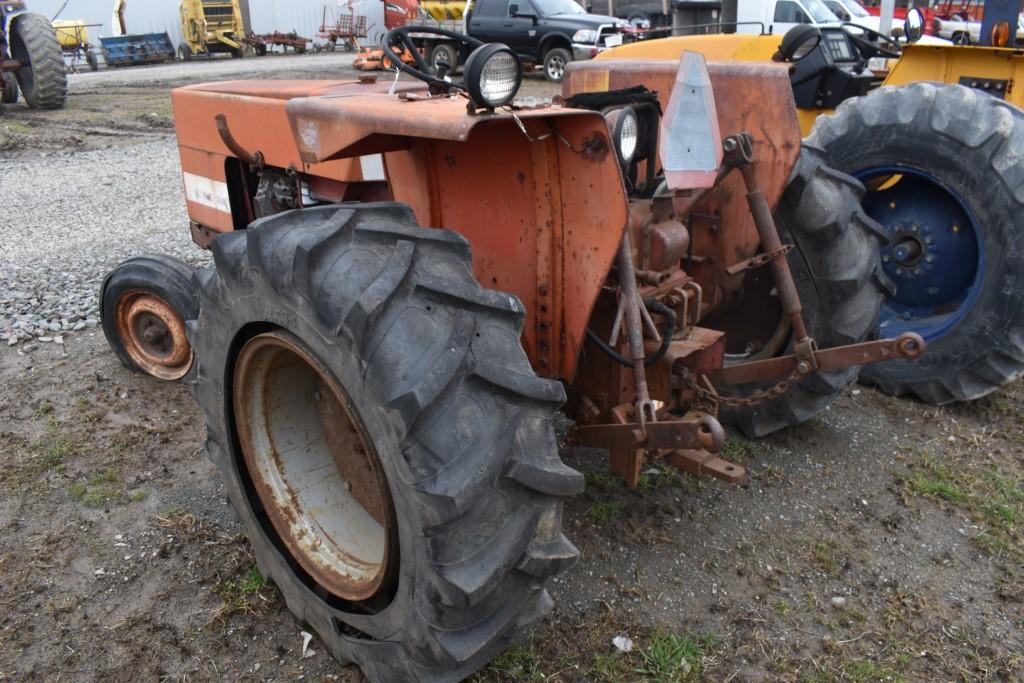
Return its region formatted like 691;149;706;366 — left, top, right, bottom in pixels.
24;1;375;53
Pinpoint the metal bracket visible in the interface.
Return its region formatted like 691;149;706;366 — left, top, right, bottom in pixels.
713;332;926;386
726;244;793;276
576;409;746;487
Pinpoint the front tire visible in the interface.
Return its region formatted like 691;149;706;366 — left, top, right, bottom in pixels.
715;145;886;437
190;203;583;682
809;82;1024;404
178;43;192;62
543;47;571;83
1;73;18;104
100;255;199;382
9;13;67;110
428;42;458;74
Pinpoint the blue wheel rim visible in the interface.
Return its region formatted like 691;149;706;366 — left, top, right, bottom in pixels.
857;166;983;342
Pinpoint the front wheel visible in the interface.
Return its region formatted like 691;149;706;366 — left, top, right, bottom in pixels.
190;203;583;682
100;254;199;382
809;83;1024;404
428;42;458;74
711;145;886;437
1;73;18;104
178;43;192;62
543;47;571;83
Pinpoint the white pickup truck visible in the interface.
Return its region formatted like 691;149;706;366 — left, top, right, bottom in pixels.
732;0;877;35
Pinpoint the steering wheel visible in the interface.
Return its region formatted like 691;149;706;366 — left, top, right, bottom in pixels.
841;22;902;60
381;26;484;93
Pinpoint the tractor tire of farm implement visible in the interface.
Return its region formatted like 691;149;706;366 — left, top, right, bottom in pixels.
809;83;1024;404
717;145;886;438
100;254;198;382
1;73;18;104
9;12;67;110
189;203;583;683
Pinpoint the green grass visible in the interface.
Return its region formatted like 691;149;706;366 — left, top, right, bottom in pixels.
485;645;547;681
211;566;274;621
589;500;623;522
68;483;87;501
130;490;148;502
634;631;709;682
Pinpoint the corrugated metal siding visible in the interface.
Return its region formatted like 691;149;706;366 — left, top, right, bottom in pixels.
25;1;388;51
26;0;186;49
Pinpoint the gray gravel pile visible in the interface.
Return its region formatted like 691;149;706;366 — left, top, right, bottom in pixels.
0;139;209;347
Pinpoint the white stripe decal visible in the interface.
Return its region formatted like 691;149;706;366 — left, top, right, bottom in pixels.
359;154;386;182
183;172;232;214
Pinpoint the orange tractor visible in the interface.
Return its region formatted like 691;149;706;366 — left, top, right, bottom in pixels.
99;26;924;681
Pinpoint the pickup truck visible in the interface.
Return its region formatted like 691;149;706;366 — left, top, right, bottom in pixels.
410;0;633;81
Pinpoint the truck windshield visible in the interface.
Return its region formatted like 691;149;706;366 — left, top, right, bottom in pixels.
803;0;841;23
829;0;870;18
533;0;587;15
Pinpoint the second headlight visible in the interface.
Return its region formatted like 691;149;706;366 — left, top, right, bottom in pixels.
464;43;523;110
604;106;639;166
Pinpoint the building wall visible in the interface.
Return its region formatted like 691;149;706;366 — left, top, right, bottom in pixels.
24;1;385;51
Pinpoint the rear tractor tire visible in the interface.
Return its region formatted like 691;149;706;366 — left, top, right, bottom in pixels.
190;203;583;682
9;12;67;110
100;254;198;382
809;82;1024;404
713;144;886;437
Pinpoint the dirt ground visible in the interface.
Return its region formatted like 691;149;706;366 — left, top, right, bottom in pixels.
1;53;1022;682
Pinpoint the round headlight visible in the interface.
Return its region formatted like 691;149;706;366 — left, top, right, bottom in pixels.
464;43;522;110
604;106;639;166
617;108;638;164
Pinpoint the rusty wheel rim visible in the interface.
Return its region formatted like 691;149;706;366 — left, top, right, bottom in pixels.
233;331;397;602
114;290;193;381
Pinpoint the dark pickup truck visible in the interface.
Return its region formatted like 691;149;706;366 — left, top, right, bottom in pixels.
411;0;632;82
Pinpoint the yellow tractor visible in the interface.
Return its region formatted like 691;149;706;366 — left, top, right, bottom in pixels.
178;0;246;61
593;13;1024;407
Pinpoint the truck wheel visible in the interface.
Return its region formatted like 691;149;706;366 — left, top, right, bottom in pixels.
100;254;199;382
428;42;458;74
86;50;99;72
712;145;885;437
1;73;18;104
178;43;193;62
809;83;1024;404
543;47;571;82
190;203;583;682
9;13;67;110
232;47;245;59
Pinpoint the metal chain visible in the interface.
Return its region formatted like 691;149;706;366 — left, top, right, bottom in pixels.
683;368;802;408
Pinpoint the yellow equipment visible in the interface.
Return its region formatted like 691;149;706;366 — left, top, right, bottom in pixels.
179;0;246;61
420;0;466;21
52;20;89;49
597;34;1024;134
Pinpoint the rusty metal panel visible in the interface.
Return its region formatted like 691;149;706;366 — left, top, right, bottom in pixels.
385;115;628;380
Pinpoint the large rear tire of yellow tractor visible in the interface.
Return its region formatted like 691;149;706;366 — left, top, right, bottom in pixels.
809;83;1024;404
716;145;886;437
189;203;583;682
9;13;67;110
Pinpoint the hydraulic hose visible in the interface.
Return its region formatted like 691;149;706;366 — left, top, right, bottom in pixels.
585;299;676;369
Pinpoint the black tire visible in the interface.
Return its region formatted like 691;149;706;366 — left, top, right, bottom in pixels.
718;145;886;437
232;46;245;59
100;254;199;382
1;72;18;104
428;42;458;74
809;82;1024;404
9;13;67;110
255;43;268;56
542;46;571;83
189;203;583;682
178;43;192;62
86;50;99;72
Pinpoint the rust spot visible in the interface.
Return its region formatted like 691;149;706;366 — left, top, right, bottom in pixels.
580;134;610;162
